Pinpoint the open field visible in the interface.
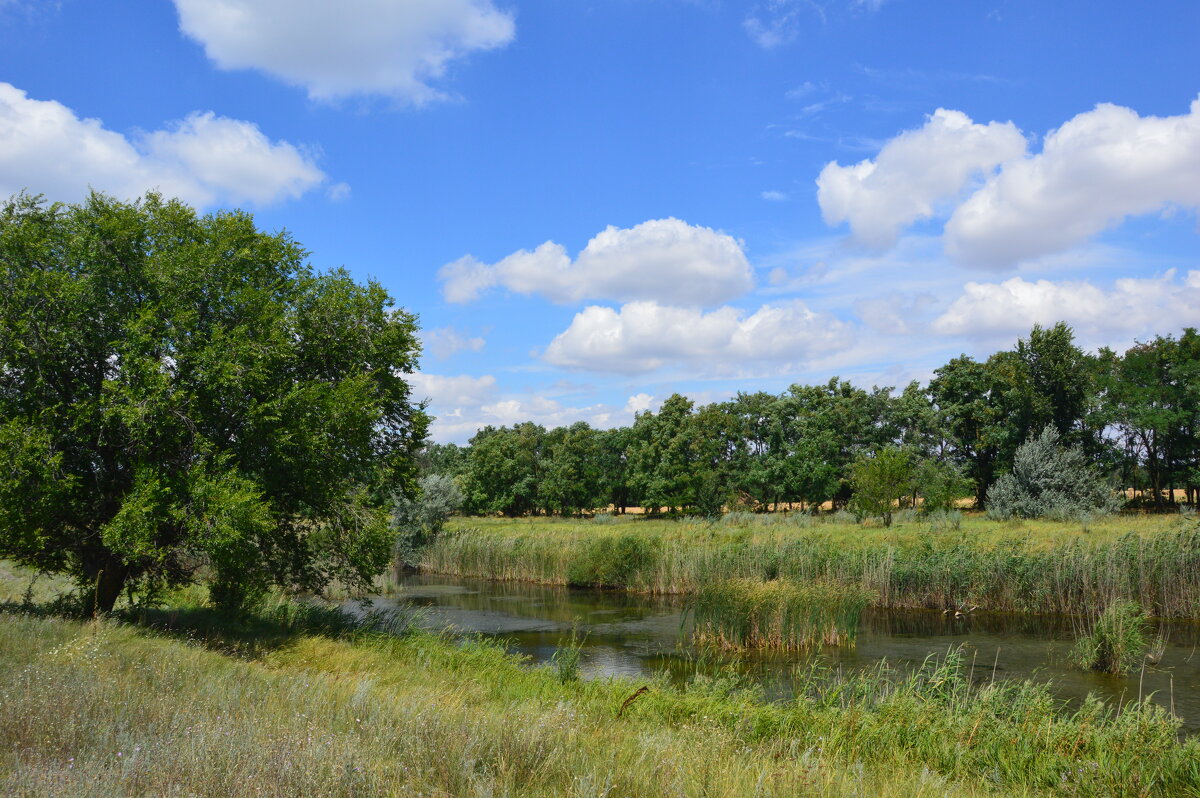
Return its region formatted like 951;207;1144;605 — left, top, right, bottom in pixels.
2;563;1199;797
423;512;1200;617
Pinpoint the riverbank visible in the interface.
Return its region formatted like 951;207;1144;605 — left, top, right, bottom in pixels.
2;571;1199;796
422;513;1200;617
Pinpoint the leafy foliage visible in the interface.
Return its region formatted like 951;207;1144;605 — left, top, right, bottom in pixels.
0;192;427;611
849;447;915;526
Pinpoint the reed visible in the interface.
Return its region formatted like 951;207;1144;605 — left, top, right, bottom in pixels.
422;515;1200;618
692;578;871;650
1071;601;1149;674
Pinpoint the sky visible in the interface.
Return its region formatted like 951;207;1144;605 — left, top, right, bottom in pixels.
1;0;1199;442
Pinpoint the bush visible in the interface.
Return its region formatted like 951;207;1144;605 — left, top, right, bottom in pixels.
1071;601;1148;674
986;425;1120;520
591;512;617;525
393;474;464;565
566;533;657;588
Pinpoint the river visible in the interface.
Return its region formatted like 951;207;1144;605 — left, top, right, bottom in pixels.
365;573;1200;732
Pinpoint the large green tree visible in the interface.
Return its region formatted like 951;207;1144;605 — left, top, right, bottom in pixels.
0;193;428;612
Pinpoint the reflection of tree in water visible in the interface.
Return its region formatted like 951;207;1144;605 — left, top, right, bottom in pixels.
397;574;682;626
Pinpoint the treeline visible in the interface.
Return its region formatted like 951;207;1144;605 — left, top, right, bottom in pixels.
423;323;1200;516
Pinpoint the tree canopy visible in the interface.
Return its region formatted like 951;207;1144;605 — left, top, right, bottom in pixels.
0;192;428;612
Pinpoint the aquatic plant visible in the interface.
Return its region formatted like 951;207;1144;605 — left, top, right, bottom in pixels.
692;578;872;650
1071;601;1149;674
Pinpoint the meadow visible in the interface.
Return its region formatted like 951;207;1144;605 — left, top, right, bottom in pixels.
422;512;1200;617
2;562;1200;797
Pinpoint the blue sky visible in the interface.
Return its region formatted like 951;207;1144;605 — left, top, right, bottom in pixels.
2;1;1199;441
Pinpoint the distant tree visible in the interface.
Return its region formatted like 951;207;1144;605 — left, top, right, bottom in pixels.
986;426;1120;520
541;422;606;515
627;394;696;513
417;442;468;479
461;423;545;516
849;447;916;526
0;193;428;612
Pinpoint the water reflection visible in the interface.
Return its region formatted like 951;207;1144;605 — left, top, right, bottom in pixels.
365;574;1200;732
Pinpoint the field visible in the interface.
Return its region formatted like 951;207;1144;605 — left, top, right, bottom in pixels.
2;562;1199;797
422;512;1200;617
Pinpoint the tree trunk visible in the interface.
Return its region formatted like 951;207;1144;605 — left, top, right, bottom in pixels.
83;556;130;615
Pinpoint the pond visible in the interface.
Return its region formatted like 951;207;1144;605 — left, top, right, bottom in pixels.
364;573;1200;732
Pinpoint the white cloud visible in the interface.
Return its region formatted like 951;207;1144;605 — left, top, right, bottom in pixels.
424;326;485;360
543;300;855;375
0;83;326;206
173;0;515;104
932;272;1200;339
408;373;497;409
624;393;656;414
410;371;628;442
817;108;1026;249
761;190;789;202
440;218;754;306
945;97;1200;268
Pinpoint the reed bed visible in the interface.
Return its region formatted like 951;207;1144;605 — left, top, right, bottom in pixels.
692;578;871;650
423;516;1200;617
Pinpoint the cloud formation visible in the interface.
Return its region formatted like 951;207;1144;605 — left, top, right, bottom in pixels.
819;97;1200;268
945;98;1200;267
543;300;855;374
408;372;625;442
173;0;515;103
817;109;1026;249
0;83;326;206
933;271;1200;338
440;218;754;306
424;326;485;360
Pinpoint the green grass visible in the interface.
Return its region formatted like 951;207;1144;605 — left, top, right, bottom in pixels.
425;513;1200;617
692;578;872;650
3;566;1200;796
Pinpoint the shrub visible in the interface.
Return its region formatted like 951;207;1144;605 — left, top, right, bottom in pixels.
591;512;617;525
987;425;1120;520
392;474;464;566
1071;601;1148;674
565;533;657;588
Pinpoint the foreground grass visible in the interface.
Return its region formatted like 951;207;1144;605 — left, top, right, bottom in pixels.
2;598;1199;798
426;513;1200;617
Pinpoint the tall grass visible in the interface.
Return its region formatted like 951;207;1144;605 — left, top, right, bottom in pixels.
3;590;1200;797
423;516;1200;617
692;579;871;650
1071;601;1149;674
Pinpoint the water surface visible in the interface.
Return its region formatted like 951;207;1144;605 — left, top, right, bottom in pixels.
367;574;1200;732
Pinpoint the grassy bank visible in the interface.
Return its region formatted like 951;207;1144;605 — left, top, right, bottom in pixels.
422;513;1200;617
2;575;1200;796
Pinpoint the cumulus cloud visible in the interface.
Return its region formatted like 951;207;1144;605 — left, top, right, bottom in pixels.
817;109;1026;249
543;300;855;374
409;371;626;442
173;0;515;103
424;326;485;360
440;218;754;306
407;373;497;410
945;98;1200;267
0;82;326;206
932;271;1200;339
